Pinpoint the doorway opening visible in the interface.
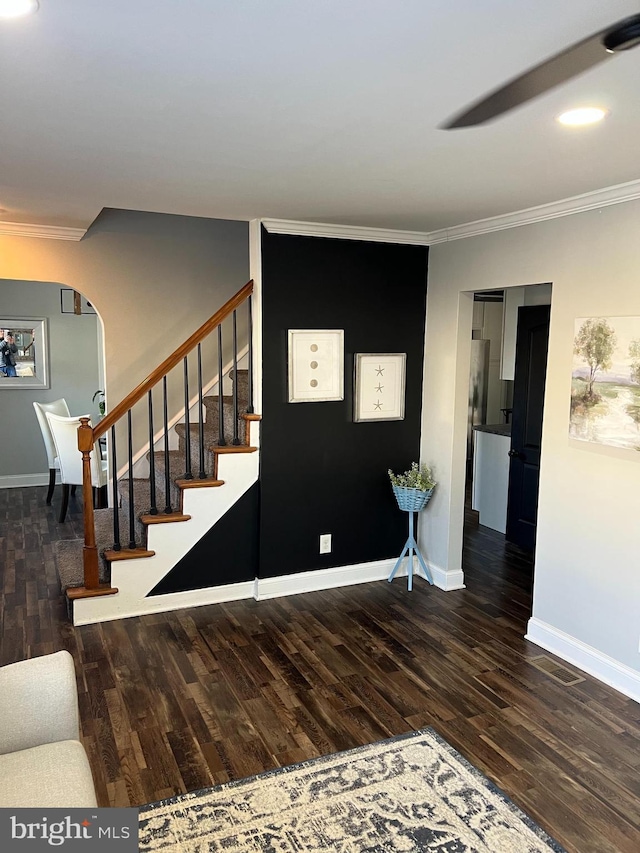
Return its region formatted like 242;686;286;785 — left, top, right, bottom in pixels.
0;278;106;498
462;283;552;612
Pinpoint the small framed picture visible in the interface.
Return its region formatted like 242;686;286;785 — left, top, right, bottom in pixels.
0;318;50;390
354;353;406;422
288;329;344;402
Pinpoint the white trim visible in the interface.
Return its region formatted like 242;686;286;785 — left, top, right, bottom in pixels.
0;472;59;489
253;556;465;600
429;562;466;591
4;178;639;249
73;580;256;626
261;218;432;245
425;178;640;244
0;221;86;241
74;534;465;625
249;220;263;414
255;559;397;600
526;617;640;704
262;179;640;246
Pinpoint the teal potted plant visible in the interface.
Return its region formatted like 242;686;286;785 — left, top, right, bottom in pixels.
388;462;436;512
92;389;105;417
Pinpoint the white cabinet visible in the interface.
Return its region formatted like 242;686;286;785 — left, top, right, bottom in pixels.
472;427;510;533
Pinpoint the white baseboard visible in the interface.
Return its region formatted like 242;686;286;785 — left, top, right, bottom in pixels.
73;580;256;626
526;617;640;704
0;472;59;489
255;559;396;600
430;562;466;591
254;556;462;600
74;547;463;625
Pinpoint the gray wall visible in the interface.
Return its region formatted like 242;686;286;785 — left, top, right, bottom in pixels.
422;197;640;676
0;280;100;481
0;209;250;479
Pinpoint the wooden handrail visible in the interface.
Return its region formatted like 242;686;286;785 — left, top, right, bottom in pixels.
74;277;254;600
93;280;253;441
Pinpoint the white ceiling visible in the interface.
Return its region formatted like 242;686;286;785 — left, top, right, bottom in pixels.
1;0;639;232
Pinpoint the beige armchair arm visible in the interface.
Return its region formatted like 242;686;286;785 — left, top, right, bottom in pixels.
0;651;81;755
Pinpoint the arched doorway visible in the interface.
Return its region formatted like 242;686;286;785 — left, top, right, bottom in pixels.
0;279;106;490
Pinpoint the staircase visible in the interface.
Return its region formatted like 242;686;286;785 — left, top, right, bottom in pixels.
53;281;260;625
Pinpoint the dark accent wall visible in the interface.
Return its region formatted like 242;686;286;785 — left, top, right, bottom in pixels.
259;230;428;580
148;484;259;595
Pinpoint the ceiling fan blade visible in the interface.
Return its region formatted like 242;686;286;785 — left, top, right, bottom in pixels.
442;14;640;129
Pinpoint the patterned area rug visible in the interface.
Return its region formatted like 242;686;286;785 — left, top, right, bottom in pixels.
139;728;565;852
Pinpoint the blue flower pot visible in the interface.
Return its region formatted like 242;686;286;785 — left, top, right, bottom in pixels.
392;485;434;512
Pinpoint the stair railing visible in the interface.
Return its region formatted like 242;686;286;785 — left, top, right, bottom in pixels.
77;280;254;594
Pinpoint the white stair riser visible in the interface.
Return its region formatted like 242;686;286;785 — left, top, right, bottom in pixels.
73;420;259;625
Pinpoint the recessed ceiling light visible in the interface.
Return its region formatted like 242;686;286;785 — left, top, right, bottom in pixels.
0;0;39;19
556;107;608;127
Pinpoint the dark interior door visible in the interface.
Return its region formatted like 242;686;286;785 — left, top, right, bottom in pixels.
506;304;550;551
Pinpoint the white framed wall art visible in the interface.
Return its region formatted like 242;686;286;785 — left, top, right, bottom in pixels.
287;329;344;402
0;317;50;390
354;352;406;422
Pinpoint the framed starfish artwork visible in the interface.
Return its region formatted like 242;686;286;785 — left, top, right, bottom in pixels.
354;353;406;422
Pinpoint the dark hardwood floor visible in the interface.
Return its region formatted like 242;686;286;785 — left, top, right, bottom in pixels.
1;485;639;852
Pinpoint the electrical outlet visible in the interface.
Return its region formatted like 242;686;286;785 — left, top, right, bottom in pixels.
319;533;332;554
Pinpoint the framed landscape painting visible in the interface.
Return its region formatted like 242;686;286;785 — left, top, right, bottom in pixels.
570;315;640;451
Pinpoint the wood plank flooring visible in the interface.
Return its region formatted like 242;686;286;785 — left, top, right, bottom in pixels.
1;485;639;852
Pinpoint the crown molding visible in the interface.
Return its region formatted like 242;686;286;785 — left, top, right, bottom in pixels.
3;177;639;246
0;221;87;241
261;218;432;245
425;178;640;245
263;179;640;246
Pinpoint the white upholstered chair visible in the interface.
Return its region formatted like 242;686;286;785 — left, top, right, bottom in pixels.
33;398;71;504
0;651;97;807
45;412;108;522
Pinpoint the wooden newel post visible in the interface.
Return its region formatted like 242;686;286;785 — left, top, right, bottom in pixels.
78;417;100;590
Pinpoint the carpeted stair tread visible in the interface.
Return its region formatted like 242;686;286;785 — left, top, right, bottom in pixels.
118;476;172;519
202;393;248;414
228;368;250;397
150;451;203;507
54;507;142;590
174;419;247;453
55;539;109;591
185;398;248;447
169;425;248;485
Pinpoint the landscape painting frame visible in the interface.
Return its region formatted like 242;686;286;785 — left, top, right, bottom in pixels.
570;315;640;452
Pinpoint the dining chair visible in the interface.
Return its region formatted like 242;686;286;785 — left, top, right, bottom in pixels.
33;399;71;504
45;412;108;523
